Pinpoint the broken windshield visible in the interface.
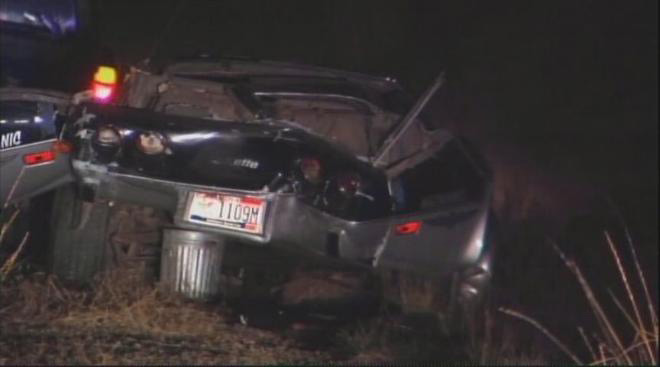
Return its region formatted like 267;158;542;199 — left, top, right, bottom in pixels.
255;92;395;156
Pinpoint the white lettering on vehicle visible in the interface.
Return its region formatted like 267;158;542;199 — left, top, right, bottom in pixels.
0;131;22;150
233;158;259;169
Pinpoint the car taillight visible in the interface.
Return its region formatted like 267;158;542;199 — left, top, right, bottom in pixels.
23;140;74;166
137;131;166;155
92;66;118;103
336;172;361;197
23;151;56;165
395;221;422;235
300;157;322;183
93;83;114;101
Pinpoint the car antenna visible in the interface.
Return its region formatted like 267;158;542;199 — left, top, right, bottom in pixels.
373;71;446;167
141;0;188;67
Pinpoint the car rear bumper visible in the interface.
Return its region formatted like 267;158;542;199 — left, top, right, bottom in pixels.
74;160;495;291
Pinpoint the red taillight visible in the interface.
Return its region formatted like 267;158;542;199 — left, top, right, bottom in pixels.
92;82;115;102
22;140;74;165
395;221;422;235
24;150;56;165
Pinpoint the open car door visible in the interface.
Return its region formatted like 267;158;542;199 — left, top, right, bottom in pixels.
0;88;74;206
371;74;494;280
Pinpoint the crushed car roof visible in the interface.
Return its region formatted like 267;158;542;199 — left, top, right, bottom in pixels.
162;58;413;115
166;58;403;92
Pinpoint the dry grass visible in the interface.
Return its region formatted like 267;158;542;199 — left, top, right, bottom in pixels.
0;269;331;364
1;171;27;281
464;310;547;365
0;231;29;281
2;160;655;364
335;308;547;365
335;314;464;363
499;232;658;365
0;205;31;285
0;200;327;363
0;180;328;363
336;269;547;365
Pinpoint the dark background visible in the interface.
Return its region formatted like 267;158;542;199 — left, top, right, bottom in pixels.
94;0;657;236
93;4;658;342
0;1;655;359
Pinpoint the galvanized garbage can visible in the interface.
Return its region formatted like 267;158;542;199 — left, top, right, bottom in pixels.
160;228;226;300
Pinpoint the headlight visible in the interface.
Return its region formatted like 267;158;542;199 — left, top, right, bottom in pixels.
137;131;166;155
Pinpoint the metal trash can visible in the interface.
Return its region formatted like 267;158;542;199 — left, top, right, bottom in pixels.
160;228;226;300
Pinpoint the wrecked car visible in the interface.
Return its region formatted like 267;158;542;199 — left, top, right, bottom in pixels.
50;58;495;316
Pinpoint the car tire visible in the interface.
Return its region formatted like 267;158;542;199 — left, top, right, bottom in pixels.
446;272;491;336
49;185;110;284
446;215;497;336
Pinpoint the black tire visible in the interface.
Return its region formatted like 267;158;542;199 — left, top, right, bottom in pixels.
49;185;110;284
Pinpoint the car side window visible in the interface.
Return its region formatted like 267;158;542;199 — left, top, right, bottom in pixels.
0;100;57;150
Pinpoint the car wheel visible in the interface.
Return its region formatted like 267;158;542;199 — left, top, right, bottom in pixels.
447;213;498;335
49;185;110;284
446;271;491;336
378;265;492;336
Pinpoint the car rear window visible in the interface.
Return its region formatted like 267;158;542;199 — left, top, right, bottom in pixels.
258;94;377;156
396;139;485;211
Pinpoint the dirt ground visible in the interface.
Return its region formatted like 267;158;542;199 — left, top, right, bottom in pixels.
0;264;545;365
0;271;341;365
0;140;654;365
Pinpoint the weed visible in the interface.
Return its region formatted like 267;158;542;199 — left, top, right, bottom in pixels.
500;232;658;365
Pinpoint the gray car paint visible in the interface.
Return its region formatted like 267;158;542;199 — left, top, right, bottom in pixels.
0;88;73;206
66;65;495;300
73;158;492;279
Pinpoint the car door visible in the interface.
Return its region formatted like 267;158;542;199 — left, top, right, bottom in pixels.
0;88;74;206
373;118;494;279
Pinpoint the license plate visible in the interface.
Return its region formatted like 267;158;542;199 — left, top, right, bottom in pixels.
185;191;267;235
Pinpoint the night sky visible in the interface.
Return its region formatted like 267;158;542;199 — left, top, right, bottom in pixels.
95;2;657;139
